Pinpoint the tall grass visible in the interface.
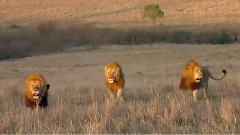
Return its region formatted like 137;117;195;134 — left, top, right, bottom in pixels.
0;75;239;134
0;44;240;133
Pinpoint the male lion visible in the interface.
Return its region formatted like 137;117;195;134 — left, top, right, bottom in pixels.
104;62;125;103
179;60;226;100
25;73;50;109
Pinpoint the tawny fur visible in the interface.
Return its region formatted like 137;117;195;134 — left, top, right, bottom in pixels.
179;60;202;91
25;73;50;109
104;62;125;102
180;60;227;100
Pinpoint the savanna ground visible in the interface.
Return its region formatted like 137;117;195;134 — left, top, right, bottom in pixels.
0;44;240;134
1;0;240;134
1;0;240;26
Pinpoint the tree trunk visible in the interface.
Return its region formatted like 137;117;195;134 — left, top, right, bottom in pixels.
153;19;156;32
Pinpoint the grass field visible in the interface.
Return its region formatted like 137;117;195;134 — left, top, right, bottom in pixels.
0;0;240;27
0;44;240;134
1;0;240;134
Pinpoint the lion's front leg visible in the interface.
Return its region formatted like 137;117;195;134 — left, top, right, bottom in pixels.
192;89;198;101
108;90;115;102
35;104;39;114
203;87;209;99
116;88;125;103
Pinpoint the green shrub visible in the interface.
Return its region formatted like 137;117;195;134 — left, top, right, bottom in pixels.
143;3;164;31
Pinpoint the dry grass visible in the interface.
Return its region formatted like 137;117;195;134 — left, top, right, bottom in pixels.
0;0;240;27
0;44;240;134
0;0;239;133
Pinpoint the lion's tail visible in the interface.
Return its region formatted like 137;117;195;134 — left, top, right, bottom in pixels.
209;70;227;80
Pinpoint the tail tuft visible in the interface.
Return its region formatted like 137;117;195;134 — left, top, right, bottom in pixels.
46;84;50;89
222;70;227;74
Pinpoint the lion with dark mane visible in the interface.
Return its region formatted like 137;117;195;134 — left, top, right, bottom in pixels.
25;73;50;109
104;62;125;103
180;60;226;100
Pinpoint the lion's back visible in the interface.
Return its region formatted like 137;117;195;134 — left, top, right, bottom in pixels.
200;66;210;87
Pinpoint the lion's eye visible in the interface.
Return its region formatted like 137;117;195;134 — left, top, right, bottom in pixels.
37;85;40;87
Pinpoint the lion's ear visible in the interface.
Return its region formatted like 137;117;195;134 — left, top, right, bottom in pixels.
117;66;120;71
104;66;108;71
186;63;192;70
46;84;50;90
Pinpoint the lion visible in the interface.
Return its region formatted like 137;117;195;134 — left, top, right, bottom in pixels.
104;62;125;103
179;60;226;100
25;73;50;109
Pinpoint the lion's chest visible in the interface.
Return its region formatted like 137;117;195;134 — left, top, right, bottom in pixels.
105;79;124;91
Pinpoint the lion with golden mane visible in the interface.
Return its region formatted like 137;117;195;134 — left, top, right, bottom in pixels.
180;60;226;100
105;62;125;103
25;73;50;109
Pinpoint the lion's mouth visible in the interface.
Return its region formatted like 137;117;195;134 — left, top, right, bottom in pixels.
33;92;40;99
108;79;114;83
196;78;201;82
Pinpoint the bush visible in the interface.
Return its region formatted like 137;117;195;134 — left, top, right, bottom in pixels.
37;20;57;34
0;22;237;60
167;31;193;44
192;31;233;44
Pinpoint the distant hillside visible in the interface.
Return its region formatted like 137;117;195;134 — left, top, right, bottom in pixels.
0;0;240;27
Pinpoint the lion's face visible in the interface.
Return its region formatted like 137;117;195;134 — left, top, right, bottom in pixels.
182;60;203;83
105;67;119;83
29;80;44;99
180;60;203;91
105;63;121;84
192;66;202;83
